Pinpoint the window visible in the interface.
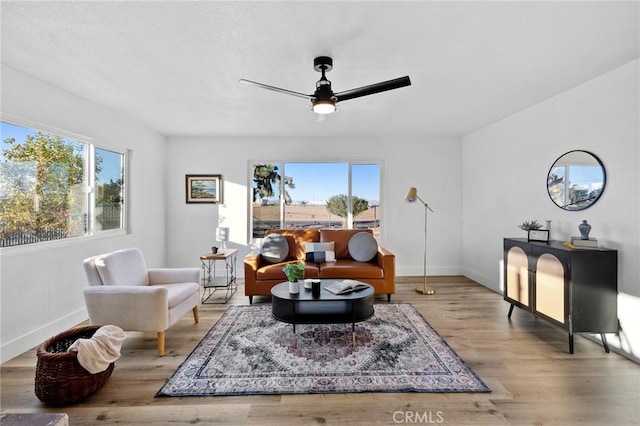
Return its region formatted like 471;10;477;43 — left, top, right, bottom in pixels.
251;161;381;239
94;148;125;231
0;121;126;247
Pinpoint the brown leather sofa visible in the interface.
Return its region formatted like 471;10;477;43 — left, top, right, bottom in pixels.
244;228;395;303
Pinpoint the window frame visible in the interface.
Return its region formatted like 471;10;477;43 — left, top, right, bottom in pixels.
0;116;129;251
248;160;383;242
92;146;128;234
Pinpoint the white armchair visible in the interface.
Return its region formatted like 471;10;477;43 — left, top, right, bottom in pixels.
83;248;200;356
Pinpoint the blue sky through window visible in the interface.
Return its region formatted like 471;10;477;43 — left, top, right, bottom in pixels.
283;162;380;204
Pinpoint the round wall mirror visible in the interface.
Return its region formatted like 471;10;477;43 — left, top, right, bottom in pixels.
547;150;606;211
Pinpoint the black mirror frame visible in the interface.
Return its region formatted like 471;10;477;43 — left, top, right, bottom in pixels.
546;150;607;211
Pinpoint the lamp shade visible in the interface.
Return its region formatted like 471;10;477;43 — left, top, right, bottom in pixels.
405;187;418;202
216;227;229;241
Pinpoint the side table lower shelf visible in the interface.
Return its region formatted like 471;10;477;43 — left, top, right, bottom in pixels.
200;249;237;304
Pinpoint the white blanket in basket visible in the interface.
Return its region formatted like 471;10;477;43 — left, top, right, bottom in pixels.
68;325;125;374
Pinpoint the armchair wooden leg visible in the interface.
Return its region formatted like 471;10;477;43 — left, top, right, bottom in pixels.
157;331;165;357
193;306;199;323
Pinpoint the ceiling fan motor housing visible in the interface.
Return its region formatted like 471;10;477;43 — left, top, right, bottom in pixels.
314;82;334;100
313;56;333;72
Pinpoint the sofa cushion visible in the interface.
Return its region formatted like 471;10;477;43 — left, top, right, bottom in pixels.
257;262;320;280
95;248;149;286
320;260;384;279
348;232;378;262
305;242;336;263
261;233;289;264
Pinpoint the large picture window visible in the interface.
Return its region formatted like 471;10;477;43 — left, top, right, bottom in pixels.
251;161;381;239
0;121;126;247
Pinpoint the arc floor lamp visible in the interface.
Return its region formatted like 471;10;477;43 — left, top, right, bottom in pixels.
405;187;435;295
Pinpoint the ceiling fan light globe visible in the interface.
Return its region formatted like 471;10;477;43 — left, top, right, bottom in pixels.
312;100;336;114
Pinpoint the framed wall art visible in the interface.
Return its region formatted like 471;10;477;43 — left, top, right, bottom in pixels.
186;174;223;204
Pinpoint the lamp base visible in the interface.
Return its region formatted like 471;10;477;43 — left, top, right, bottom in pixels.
415;286;435;295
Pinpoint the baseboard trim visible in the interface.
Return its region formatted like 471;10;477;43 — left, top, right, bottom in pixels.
396;266;462;276
1;307;88;364
462;267;500;293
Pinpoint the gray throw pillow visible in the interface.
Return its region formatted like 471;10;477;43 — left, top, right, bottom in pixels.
348;232;378;262
261;233;289;264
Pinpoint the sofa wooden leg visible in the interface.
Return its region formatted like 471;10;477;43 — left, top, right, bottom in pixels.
249;295;253;304
157;331;165;357
192;306;199;323
387;294;391;303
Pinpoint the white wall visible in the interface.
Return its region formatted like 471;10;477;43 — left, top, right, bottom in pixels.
0;65;168;363
165;136;463;280
462;59;640;361
4;57;636;363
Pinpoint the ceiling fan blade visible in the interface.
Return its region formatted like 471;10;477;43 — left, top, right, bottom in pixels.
334;76;411;103
238;79;312;100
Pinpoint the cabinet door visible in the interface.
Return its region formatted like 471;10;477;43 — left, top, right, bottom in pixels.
535;253;565;324
506;245;529;307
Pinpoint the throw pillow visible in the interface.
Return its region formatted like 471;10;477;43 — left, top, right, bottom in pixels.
261;233;289;264
305;241;336;263
348;232;378;262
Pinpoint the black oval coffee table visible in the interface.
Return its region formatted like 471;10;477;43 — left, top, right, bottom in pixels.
271;280;374;348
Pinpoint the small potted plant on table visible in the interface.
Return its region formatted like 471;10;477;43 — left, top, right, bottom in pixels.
283;262;305;294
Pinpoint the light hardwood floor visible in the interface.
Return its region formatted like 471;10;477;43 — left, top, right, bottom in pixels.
2;276;639;425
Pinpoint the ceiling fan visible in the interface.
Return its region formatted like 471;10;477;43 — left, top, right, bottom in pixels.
239;56;411;115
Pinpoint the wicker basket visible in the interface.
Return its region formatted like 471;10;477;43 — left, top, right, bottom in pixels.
35;325;115;406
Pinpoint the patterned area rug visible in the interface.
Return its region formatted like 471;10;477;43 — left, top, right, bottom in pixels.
156;304;490;396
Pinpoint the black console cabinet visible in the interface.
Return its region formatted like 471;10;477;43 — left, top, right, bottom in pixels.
504;238;617;353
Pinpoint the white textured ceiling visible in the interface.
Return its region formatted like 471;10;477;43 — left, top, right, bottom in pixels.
1;1;638;137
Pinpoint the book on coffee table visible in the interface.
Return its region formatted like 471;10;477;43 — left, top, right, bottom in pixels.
325;279;369;295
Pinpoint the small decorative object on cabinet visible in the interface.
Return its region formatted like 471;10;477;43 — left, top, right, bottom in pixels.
578;220;592;239
503;238;617;354
571;236;598;248
518;220;543;231
528;229;549;242
199;248;237;303
545;220;552;239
